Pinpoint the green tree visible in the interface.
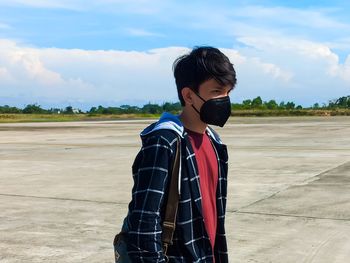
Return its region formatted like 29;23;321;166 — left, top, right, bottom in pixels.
120;105;140;114
231;103;243;110
285;102;295;110
162;102;182;113
142;103;162;114
64;106;74;114
89;107;97;113
23;104;47;114
242;99;252;109
265;100;278;110
251;96;263;108
0;105;22;113
335;96;350;108
279;101;286;109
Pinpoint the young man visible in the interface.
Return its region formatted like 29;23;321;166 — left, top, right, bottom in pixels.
121;46;236;262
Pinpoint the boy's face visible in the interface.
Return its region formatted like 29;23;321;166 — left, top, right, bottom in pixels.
191;78;233;111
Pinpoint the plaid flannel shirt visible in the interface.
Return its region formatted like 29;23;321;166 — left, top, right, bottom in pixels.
123;119;229;263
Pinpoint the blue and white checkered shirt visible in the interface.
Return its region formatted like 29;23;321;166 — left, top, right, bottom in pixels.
123;120;229;263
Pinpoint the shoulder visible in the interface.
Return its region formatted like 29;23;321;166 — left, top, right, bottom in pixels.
141;129;180;154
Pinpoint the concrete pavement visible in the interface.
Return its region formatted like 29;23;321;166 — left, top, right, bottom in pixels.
0;117;349;262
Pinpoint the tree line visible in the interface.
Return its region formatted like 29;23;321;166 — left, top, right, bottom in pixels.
1;96;349;114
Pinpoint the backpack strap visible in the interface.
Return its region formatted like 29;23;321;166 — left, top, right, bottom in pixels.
161;136;180;256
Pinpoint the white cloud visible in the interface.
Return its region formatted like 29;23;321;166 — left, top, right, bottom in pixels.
221;48;293;82
0;67;12;82
0;40;188;105
0;38;349;108
237;36;350;82
231;36;350;104
330;55;350;81
176;4;350;53
0;39;95;101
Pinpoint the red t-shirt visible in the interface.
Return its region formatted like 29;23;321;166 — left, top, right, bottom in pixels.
186;128;218;260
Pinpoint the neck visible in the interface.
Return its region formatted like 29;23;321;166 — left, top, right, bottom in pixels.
179;106;207;134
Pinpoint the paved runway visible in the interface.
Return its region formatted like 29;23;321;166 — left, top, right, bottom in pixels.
0;117;349;262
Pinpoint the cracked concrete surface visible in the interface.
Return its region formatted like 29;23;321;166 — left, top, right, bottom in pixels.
0;117;350;262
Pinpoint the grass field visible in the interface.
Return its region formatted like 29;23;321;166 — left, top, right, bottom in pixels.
0;113;160;123
231;109;350;117
0;109;349;123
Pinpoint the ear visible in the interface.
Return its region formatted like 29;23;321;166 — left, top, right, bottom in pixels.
181;87;194;106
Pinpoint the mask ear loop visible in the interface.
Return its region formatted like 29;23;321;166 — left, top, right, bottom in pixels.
190;88;206;115
192;90;206;102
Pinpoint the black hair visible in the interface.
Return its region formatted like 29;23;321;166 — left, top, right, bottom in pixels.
173;46;237;106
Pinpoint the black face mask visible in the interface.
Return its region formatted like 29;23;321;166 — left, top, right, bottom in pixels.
191;92;231;127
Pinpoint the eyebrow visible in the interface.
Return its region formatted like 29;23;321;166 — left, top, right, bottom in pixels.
211;86;233;93
213;87;233;92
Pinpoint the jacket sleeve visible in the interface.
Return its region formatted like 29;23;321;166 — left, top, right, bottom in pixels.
126;134;174;262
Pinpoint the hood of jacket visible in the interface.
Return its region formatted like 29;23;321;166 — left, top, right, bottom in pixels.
140;112;223;144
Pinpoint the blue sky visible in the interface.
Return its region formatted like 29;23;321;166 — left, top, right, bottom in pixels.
0;0;349;110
